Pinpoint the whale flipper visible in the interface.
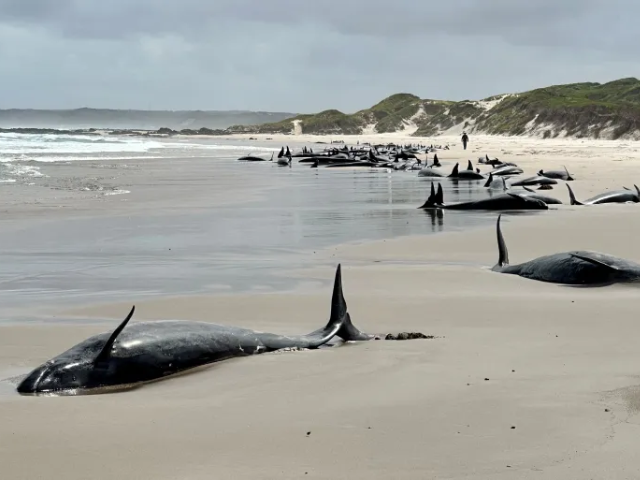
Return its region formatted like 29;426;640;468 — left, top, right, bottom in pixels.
569;253;621;271
523;186;535;193
565;184;583;206
492;215;510;270
95;306;136;365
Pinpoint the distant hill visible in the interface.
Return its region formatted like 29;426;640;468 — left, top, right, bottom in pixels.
228;78;640;140
0;108;297;130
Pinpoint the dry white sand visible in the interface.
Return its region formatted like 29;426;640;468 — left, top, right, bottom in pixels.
3;134;640;479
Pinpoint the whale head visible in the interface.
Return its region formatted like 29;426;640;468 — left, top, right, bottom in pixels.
17;352;99;394
17;306;136;395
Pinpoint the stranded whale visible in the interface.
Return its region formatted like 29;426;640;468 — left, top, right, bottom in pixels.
419;182;548;211
17;265;419;395
491;215;640;285
566;184;640;205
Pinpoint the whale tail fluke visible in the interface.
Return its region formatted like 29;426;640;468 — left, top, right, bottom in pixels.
492;215;510;271
418;182;437;208
436;183;444;204
418;182;444;208
307;265;373;345
565;184;583;205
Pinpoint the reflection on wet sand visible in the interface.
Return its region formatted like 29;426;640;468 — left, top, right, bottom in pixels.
422;208;445;231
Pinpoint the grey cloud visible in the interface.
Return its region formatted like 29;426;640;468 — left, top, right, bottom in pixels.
0;1;636;112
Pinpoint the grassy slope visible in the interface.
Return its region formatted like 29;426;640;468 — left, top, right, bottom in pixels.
474;78;640;139
228;77;640;139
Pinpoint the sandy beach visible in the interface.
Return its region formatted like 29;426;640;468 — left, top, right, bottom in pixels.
3;132;640;479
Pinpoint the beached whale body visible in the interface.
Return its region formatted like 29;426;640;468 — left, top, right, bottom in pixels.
448;162;484;180
518;186;563;205
418;166;445;177
17;265;381;395
566;184;640;205
538;166;574;181
508;176;558;187
418;182;548;211
237;152;273;162
491;215;640;285
489;165;523;176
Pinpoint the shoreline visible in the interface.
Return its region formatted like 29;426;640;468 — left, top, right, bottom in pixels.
5;133;640;478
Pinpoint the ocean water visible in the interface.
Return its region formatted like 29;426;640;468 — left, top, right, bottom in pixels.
0;133;546;317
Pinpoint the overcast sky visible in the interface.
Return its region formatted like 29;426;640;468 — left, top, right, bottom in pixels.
0;0;636;113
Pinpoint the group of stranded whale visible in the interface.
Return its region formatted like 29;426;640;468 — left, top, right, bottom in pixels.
238;143;450;170
14;145;640;396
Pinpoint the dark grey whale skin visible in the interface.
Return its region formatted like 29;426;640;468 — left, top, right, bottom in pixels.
566;184;640;205
418;182;548;211
17;265;373;395
447;162;484;180
491;215;640;285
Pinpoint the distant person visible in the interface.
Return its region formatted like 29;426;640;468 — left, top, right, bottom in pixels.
461;132;469;150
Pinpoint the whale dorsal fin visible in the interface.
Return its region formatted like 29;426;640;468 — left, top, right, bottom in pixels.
94;306;136;364
449;163;459;177
484;172;493;188
466;160;473;171
564;165;574;181
565;184;583;206
569;253;621;271
494;214;509;268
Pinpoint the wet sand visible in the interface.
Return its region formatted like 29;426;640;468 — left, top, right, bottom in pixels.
3;135;640;478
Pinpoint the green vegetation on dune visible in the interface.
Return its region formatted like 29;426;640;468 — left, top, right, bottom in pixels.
294;109;361;135
358;93;422;133
475;78;640;138
228;77;640;140
414;101;483;136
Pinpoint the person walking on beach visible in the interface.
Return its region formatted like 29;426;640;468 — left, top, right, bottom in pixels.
461;132;469;150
